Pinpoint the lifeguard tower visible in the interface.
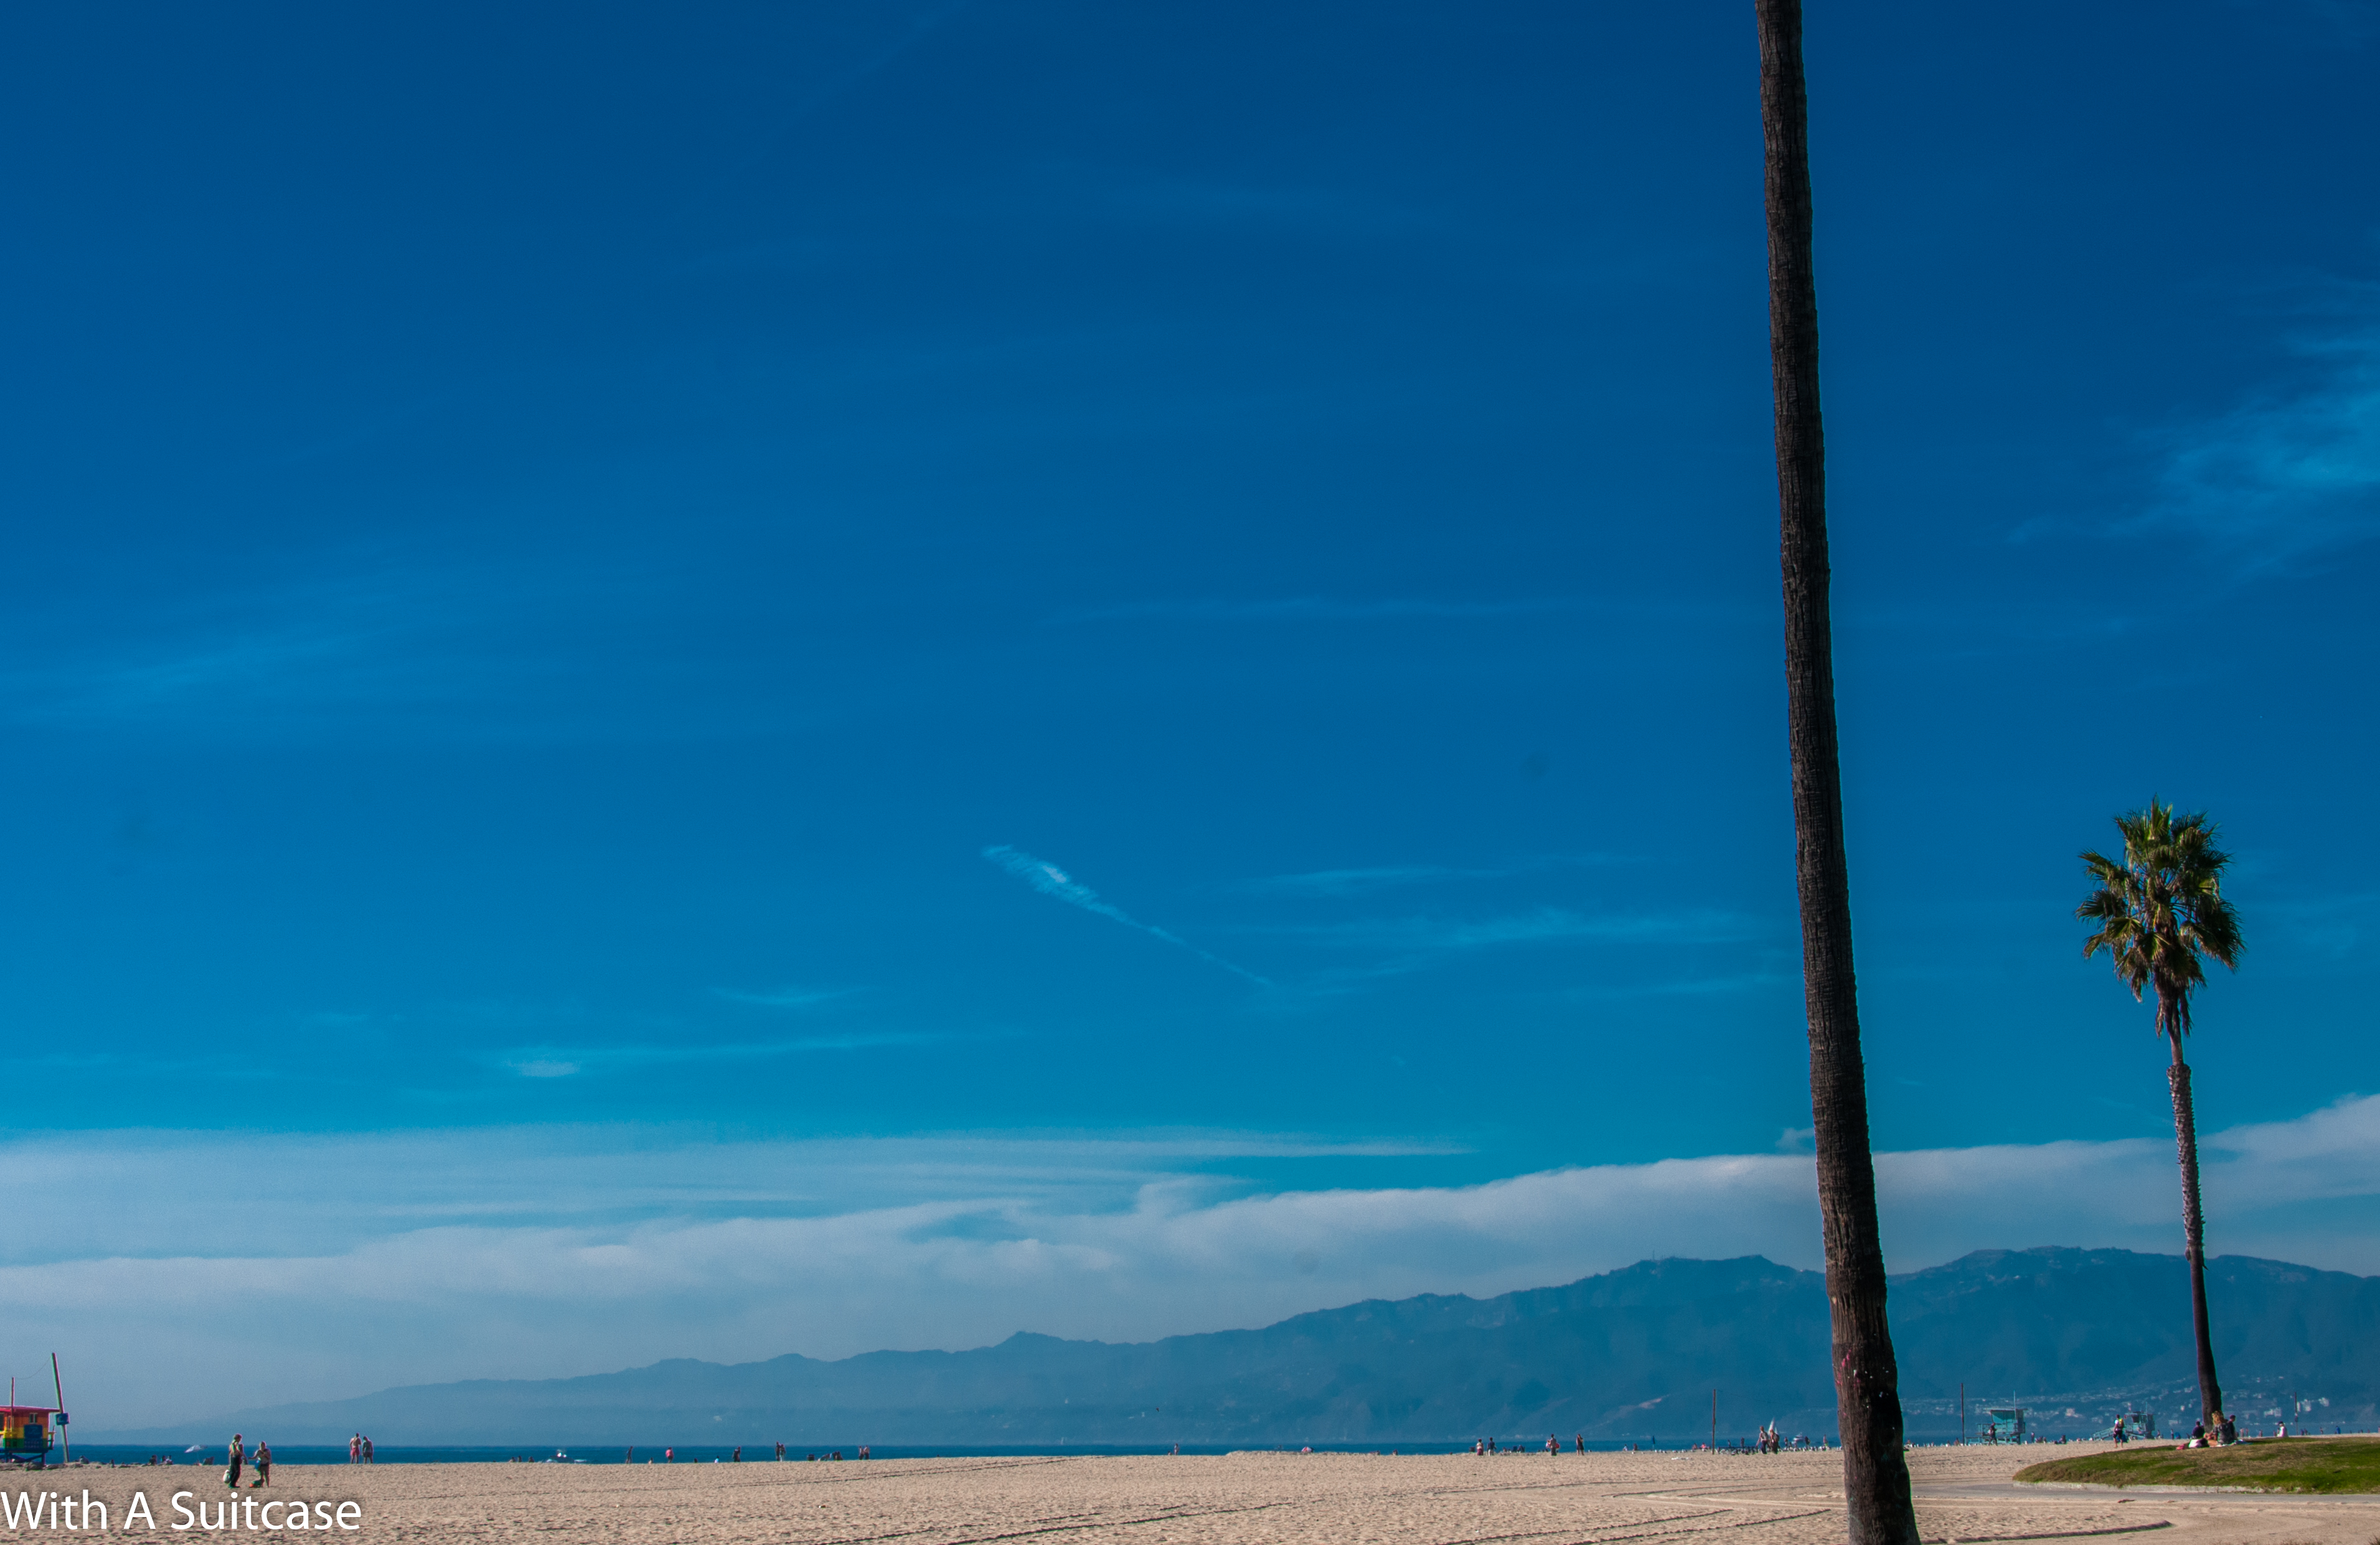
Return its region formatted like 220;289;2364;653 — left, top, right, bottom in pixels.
1;1405;60;1468
1982;1407;2027;1444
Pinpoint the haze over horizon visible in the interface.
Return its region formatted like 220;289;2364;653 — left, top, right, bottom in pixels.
85;1247;2373;1447
2;0;2376;1430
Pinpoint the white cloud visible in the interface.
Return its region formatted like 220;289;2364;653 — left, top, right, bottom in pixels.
491;1031;959;1076
2153;324;2380;567
983;845;1270;985
506;1058;581;1079
24;1097;2380;1432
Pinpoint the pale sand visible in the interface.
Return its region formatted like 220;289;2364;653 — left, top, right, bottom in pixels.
32;1442;2380;1543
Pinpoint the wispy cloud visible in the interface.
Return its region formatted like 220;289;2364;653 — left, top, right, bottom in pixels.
2250;890;2380;966
508;1058;583;1079
0;558;600;738
1;573;436;726
982;845;1270;986
2152;322;2380;568
1254;907;1762;952
497;1033;953;1078
1218;906;1767;1000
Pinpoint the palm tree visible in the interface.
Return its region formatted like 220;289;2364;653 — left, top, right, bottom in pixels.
1752;2;1921;1539
2079;801;2244;1430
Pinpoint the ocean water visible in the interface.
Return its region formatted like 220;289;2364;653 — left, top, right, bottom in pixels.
45;1440;1717;1467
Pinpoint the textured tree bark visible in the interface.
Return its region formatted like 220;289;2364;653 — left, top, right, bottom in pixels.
1753;1;1922;1539
2166;1045;2224;1425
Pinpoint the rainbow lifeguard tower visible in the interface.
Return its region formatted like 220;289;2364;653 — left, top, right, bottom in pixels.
1;1404;60;1467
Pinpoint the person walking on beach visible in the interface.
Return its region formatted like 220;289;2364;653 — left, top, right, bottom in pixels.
256;1444;272;1485
349;1434;360;1464
227;1434;245;1490
362;1435;375;1463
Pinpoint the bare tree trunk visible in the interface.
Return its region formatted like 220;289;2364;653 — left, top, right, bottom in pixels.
2166;1037;2224;1426
1752;2;1921;1539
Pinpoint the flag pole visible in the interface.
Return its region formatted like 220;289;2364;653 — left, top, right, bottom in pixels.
52;1356;67;1466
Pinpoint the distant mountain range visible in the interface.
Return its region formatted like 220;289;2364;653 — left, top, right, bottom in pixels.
100;1249;2379;1447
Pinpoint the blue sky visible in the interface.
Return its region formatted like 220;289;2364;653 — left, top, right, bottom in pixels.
4;0;2379;1423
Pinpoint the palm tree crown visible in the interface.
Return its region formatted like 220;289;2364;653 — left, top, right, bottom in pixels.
2077;801;2243;1041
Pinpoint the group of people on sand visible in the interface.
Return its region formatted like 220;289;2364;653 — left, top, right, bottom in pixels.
224;1431;371;1477
223;1435;272;1490
2115;1410;2288;1449
1469;1437;1588;1455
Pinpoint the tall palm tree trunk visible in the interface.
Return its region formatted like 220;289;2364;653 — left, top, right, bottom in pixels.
1753;2;1920;1539
2165;1027;2224;1425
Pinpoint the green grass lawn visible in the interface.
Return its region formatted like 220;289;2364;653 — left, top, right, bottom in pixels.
2016;1437;2380;1495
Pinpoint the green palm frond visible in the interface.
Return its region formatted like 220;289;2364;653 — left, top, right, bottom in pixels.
2076;801;2242;1037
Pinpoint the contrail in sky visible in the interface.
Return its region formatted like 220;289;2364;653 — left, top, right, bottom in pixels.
982;845;1271;987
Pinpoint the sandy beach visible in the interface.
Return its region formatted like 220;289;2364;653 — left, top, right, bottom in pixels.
21;1442;2380;1544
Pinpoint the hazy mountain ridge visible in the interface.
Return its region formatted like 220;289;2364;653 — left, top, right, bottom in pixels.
101;1248;2378;1446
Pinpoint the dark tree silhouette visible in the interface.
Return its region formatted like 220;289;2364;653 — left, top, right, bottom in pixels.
2079;801;2244;1430
1752;2;1921;1539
